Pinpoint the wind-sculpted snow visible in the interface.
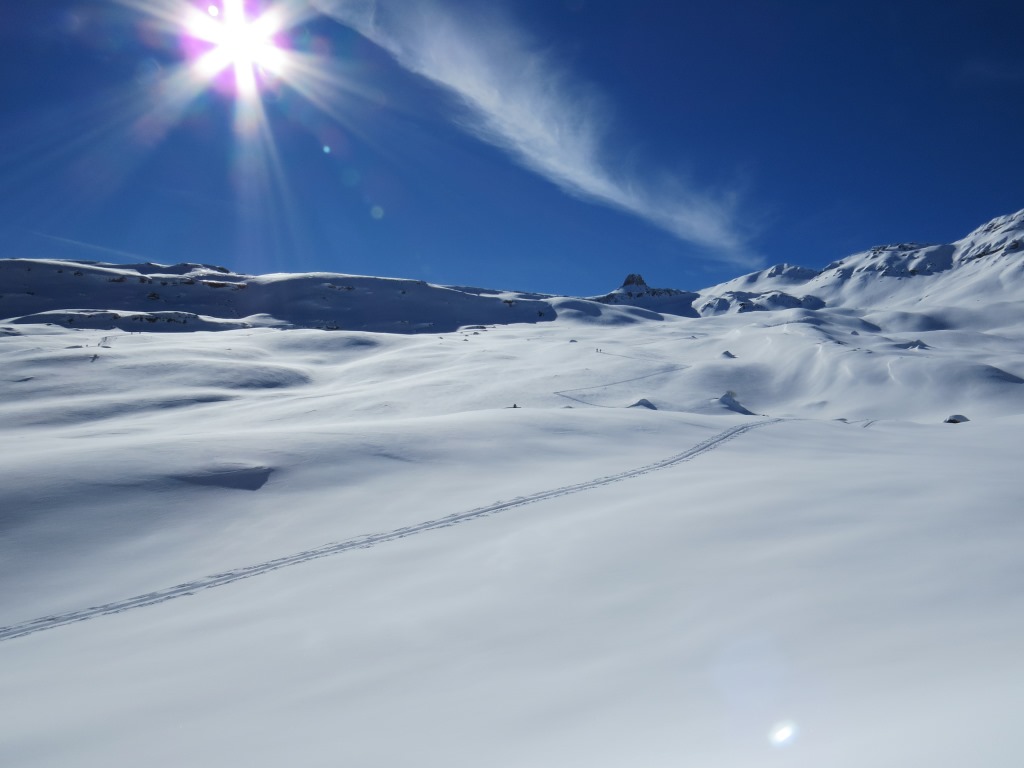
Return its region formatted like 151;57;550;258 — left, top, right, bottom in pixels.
0;419;781;643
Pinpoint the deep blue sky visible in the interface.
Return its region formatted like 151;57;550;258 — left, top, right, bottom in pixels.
1;0;1022;296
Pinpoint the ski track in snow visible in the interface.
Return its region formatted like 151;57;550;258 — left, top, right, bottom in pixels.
554;363;690;407
0;418;783;643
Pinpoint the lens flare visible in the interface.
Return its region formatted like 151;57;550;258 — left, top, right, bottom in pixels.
769;721;798;747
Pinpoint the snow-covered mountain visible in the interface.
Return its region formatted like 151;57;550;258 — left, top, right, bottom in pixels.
2;210;1023;768
3;209;1022;422
0;259;559;333
3;209;1022;332
696;207;1024;323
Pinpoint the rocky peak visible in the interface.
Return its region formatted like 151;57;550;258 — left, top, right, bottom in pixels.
589;274;699;317
621;273;648;288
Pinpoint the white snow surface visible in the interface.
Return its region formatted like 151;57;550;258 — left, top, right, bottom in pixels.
2;211;1024;767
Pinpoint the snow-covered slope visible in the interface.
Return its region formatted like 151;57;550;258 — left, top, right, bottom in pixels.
697;208;1024;326
2;210;1023;768
0;259;559;333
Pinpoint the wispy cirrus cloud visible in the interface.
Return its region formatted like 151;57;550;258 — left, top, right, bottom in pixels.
313;0;757;266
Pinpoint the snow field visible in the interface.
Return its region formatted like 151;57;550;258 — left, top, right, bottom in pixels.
3;211;1024;765
2;414;1021;767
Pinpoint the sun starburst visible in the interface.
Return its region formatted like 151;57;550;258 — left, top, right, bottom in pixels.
186;1;288;98
79;0;372;265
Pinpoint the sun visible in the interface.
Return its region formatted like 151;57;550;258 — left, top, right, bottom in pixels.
103;0;361;232
186;1;287;98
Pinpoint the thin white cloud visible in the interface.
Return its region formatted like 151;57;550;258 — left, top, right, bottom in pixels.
312;0;757;265
31;231;151;262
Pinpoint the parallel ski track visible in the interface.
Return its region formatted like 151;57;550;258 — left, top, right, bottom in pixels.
554;363;690;408
0;418;783;643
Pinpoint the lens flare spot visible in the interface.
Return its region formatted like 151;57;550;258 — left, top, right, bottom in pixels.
370;205;385;220
769;721;798;747
208;5;220;17
323;145;331;154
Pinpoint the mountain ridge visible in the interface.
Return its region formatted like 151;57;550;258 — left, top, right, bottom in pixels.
2;208;1022;333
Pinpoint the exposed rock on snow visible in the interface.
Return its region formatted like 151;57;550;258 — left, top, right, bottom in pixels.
891;339;931;350
714;390;755;415
628;398;658;410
